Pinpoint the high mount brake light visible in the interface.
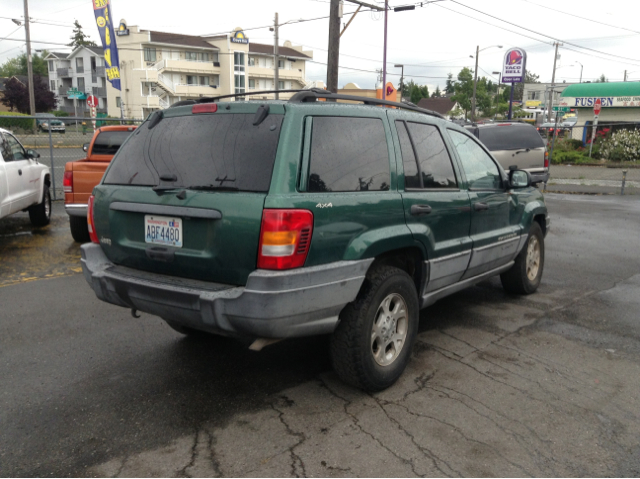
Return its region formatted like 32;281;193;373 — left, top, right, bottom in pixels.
63;171;73;193
192;103;218;114
258;209;313;270
87;195;99;244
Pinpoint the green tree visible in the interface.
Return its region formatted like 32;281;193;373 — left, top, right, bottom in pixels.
451;67;474;119
0;76;57;113
0;51;49;77
444;73;455;94
594;74;608;83
68;20;97;48
431;86;442;98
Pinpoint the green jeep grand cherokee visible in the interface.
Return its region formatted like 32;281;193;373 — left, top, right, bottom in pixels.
81;89;549;391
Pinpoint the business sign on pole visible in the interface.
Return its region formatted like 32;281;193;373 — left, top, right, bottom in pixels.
501;47;527;83
93;0;121;90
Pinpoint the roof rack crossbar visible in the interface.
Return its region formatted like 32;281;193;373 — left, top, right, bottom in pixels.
193;89;305;104
288;89;445;119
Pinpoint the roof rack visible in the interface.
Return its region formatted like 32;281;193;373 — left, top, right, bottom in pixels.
288;88;445;119
181;88;445;119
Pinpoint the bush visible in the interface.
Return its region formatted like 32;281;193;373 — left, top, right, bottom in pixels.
599;129;640;162
52;111;69;117
0;111;33;131
551;150;593;164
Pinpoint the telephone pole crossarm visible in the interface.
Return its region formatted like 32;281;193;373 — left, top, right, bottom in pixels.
345;0;385;11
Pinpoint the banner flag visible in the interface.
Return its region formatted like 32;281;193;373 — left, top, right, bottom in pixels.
93;0;121;90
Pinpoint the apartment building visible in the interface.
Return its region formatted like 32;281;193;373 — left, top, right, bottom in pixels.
45;47;109;115
108;24;313;119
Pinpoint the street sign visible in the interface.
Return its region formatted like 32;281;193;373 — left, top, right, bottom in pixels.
552;106;570;113
594;98;602;116
86;95;98;108
67;89;86;100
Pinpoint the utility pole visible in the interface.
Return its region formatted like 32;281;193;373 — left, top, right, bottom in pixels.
23;0;36;117
274;13;280;99
382;0;388;99
624;70;627;82
471;45;479;122
547;41;562;125
326;0;341;93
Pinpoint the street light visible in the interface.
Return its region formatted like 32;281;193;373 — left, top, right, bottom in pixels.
471;44;502;122
394;64;404;100
382;2;415;100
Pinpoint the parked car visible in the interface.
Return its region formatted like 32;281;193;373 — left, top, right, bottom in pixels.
35;113;66;134
64;125;137;242
81;90;549;391
0;127;51;226
465;122;550;185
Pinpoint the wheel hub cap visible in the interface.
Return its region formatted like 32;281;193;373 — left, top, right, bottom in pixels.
371;293;408;367
526;235;540;281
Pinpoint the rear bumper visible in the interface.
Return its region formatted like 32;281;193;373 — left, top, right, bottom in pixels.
530;171;550;185
65;203;87;217
81;243;372;339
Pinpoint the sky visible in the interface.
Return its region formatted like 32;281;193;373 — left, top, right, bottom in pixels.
2;0;640;93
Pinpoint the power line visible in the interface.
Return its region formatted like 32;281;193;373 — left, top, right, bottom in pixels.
0;26;23;45
518;0;640;36
448;0;640;65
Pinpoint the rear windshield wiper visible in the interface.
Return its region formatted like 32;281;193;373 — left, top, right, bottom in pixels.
187;185;239;192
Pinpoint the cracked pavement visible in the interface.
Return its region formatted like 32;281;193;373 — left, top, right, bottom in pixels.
2;194;640;477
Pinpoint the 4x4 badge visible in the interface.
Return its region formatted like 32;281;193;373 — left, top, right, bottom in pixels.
316;203;332;208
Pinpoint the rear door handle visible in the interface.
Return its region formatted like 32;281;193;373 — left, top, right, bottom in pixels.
410;204;432;216
18;169;22;175
474;202;489;211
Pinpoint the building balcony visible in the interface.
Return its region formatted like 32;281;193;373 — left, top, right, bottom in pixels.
152;58;221;75
57;68;72;77
76;66;84;74
174;84;219;96
92;87;107;97
247;66;304;80
95;66;105;76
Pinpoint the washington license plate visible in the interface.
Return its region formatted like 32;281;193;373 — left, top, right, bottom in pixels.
144;215;183;247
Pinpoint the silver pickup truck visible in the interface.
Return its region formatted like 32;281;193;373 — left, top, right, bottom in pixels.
465;122;550;185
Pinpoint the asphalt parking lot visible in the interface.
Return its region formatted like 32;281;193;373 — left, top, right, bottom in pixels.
1;194;640;477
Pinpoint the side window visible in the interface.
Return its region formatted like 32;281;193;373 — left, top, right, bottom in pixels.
308;117;390;192
406;122;457;189
5;134;26;161
395;121;420;189
0;134;12;162
448;130;502;190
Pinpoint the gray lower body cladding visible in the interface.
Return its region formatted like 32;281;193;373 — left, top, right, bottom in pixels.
81;243;373;339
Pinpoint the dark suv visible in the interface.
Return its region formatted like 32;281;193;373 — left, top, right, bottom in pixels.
81;90;549;391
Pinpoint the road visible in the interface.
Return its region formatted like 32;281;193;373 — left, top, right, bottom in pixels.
1;195;640;477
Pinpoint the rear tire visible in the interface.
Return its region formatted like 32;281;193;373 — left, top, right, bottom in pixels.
330;265;419;392
28;184;51;227
69;215;91;243
500;222;544;294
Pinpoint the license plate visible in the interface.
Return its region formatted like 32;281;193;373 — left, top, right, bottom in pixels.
144;215;183;247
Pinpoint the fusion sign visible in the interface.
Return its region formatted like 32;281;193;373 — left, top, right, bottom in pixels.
558;96;640;108
501;47;527;83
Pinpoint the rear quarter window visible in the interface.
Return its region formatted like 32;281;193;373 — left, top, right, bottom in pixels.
307;117;390;192
92;131;133;155
478;126;545;151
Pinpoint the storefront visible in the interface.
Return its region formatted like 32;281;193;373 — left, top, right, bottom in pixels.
558;82;640;144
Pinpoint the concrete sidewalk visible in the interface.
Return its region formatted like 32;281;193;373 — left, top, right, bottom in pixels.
545;165;639;195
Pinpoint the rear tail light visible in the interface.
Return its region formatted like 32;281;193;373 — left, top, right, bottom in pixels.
544;150;549;168
87;195;99;244
258;209;313;270
192;103;218;114
63;171;73;193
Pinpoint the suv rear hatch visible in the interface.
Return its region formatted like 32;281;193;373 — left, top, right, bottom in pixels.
92;103;285;286
475;124;546;172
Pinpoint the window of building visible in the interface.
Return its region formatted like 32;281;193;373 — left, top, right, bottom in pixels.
212;52;219;63
406;122;457;189
278;59;284;69
116;97;121;107
199;76;209;86
307;117;390;192
278;81;284;90
76;57;84;72
234;75;245;94
448;130;502;190
144;47;157;62
185;52;197;61
48;60;54;72
234;52;245;72
187;75;197;85
248;78;255;89
50;80;56;91
248;57;255;66
211;75;220;87
77;77;85;92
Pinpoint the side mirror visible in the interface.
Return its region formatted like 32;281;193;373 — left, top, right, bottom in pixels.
509;170;531;189
83;143;89;152
26;149;40;159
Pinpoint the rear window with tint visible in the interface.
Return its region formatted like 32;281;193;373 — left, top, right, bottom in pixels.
308;117;390;192
92;131;133;155
104;113;283;192
478;125;544;151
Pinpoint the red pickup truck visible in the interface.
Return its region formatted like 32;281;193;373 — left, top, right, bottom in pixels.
64;125;136;242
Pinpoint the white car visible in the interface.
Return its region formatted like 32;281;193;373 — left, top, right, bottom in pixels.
0;127;52;226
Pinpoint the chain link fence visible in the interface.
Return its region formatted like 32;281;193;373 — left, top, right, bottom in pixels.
1;116;144;199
